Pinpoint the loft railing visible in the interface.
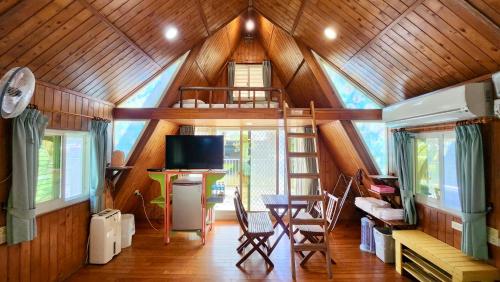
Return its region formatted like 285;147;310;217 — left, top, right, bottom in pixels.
178;86;284;109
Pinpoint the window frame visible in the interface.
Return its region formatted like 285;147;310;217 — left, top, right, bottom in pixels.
36;130;91;215
233;63;265;100
413;130;460;215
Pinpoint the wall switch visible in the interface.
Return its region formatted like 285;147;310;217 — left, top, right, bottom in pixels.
451;221;499;246
0;226;6;245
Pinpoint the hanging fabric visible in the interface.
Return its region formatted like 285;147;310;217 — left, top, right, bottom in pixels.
456;124;488;260
227;61;235;104
393;130;417;225
304;126;318;211
90;119;108;214
262;60;272;101
7;109;48;245
180;125;195;135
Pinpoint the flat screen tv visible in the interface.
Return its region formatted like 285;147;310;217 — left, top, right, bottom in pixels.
165;135;224;170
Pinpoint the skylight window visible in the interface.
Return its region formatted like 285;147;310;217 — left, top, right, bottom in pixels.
318;54;388;173
113;52;187;159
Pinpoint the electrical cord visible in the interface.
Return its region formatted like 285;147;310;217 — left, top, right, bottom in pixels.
137;192;160;231
0;173;11;184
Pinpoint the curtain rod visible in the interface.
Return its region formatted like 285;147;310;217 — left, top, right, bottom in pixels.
27;104;111;123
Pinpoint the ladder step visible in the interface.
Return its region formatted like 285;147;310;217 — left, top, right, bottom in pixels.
287;133;316;138
291;218;325;225
288;152;318;158
290;195;323;201
293;243;327;252
289;173;320;179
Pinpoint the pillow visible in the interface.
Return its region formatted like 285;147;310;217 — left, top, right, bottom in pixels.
180;99;205;104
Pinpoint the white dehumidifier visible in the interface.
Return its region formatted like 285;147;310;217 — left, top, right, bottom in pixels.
89;209;122;264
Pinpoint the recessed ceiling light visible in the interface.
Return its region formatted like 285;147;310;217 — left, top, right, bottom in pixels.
324;27;337;40
165;26;178;40
245;19;255;32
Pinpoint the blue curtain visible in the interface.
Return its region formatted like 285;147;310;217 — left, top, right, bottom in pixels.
393;131;417;225
90;120;108;214
456;124;488;260
7;109;47;245
227;61;235;104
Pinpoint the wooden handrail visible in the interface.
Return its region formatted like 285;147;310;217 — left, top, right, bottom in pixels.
178;86;284;109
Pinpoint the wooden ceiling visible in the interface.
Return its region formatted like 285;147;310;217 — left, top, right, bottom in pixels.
1;1;498;105
254;0;500;105
0;0;246;103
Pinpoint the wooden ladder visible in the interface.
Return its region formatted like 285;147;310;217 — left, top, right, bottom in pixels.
284;101;332;280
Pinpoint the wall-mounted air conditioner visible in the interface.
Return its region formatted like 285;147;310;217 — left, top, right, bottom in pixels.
383;82;492;128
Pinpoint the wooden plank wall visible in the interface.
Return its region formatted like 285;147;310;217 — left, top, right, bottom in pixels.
0;201;90;282
32;81;114;129
0;82;112;281
415;120;500;267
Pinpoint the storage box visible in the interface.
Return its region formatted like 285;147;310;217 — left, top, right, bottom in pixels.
360;217;376;253
121;214;135;248
374;226;395;263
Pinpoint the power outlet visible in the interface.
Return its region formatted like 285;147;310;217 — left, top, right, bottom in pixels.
0;226;6;245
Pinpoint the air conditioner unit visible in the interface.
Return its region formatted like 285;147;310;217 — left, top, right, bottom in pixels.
89;209;121;264
383;82;492;128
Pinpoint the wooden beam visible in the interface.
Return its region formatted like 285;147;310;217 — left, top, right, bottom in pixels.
112;107;382;121
195;0;211;36
76;0;161;70
291;0;307;35
346;0;425;62
284;59;305;89
295;40;343;107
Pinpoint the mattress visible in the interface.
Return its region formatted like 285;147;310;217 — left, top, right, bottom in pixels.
354;197;390;214
355;197;404;221
372;207;404;221
172;101;279;109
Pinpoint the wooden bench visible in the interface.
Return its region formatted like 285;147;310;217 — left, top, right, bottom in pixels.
393;230;499;282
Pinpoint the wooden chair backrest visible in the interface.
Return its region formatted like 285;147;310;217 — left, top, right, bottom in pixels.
234;190;248;224
233;197;248;233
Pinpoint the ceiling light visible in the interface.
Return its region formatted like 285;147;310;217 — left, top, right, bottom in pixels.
245;19;255;32
324;27;337;40
165;26;178;40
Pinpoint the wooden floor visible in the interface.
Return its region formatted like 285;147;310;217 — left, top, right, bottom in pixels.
69;220;407;281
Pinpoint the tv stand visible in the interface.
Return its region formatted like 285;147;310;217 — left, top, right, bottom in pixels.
148;170;226;245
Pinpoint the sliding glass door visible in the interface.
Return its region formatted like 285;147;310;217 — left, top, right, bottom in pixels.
196;127;283;211
242;129;278;211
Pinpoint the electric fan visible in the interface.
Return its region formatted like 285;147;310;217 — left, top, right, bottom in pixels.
0;67;36;118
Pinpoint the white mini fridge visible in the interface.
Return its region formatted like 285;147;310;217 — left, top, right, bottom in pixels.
172;177;203;231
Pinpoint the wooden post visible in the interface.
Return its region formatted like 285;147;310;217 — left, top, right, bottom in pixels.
395;240;402;274
209;90;213;108
238;90;241;108
253;90;256;108
195;90;198;108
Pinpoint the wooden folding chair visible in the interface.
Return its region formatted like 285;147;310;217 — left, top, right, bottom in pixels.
234;197;275;268
297;178;353;266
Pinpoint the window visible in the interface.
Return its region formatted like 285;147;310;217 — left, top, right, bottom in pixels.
113;52;187;159
414;131;460;213
318;54;388;173
36;130;90;214
234;64;264;99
